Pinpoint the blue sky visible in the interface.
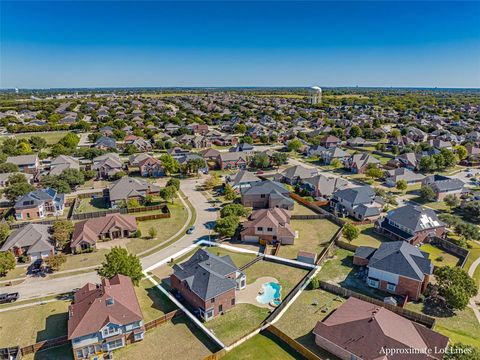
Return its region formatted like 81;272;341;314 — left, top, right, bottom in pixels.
1;1;479;88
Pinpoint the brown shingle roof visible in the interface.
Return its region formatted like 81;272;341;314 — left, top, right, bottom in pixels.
68;275;143;339
313;297;449;360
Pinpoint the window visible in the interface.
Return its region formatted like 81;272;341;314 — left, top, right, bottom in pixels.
106;298;114;306
102;325;119;337
107;338;124;350
231;298;235;306
387;283;396;292
257;227;263;231
134;332;144;341
76;350;84;359
219;304;223;313
260;194;265;198
267;227;273;232
210;298;215;303
367;277;379;288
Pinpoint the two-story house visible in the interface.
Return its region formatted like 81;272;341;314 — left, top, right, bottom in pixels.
330;186;383;221
375;204;446;245
105;176;161;208
68;275;145;360
241;180;294;210
6;154;40;175
92;153;123;179
14;188;65;220
170;249;246;321
240;208;296;245
353;241;433;300
421;174;465;201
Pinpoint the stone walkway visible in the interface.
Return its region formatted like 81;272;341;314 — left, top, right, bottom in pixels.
236;276;279;309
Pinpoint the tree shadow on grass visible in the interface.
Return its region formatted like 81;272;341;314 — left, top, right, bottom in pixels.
145;285;177;314
418;297;455;318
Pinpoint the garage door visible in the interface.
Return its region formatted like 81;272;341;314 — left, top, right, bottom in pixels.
243;236;259;243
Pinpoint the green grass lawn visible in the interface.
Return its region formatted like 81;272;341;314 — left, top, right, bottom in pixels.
279;219;339;260
206;304;270;346
128;197;190;254
244;260;308;295
75;197;109;213
60;249;108;271
275;288;344;358
114;316;217;360
135;278;177;321
464;240;480;286
405;301;480;348
292;203;318;216
316;248;353;282
0;131;69;145
1;266;27;281
0;300;69;347
419;244;460;267
22;344;73;360
349;224;385;248
205;247;257;269
222;332;304;360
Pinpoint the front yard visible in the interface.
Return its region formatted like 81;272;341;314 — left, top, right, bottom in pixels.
278;219;339;260
0;300;69;347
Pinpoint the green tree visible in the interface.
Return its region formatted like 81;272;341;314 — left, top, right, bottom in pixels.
440;148;458;168
40;175;71;194
271;152;288;167
214;215;239;237
0;252;16;276
52;220;74;249
242;136;254;144
160;185;177;203
220;204;248;218
59;132;80;149
127;198;141;208
29;136;47;150
204;174;221;190
444;194;460;209
454;145;468;161
287;138;302;152
0;163;18;173
396;179;408;192
330;158;342;169
419;156;437;172
98;247;144;286
224;184;237;201
365;166;384;179
434;266;478;310
235;124;247;134
160;154;179;175
3;182;35;202
148;227;157;239
444;343;480;360
45;253;67;272
0;223;10;246
166;178;180;191
251;152;270;169
349;125;363;138
342;223;360;242
419;185;436;202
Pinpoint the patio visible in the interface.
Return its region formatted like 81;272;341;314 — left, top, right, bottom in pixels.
236;276;279;309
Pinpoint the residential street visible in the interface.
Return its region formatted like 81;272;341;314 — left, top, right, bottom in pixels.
3;177;217;301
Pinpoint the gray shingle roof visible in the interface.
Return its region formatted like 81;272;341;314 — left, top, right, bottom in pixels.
386;205;443;233
368;241;433;281
172;249;239;301
334;186;375;205
1;223;53;255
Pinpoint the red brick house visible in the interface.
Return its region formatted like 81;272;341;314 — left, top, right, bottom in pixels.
353;241;433;300
313;297;449;360
240;208;296;245
318;135;340;148
217;151;248;170
68;275;145;360
170;249;246;321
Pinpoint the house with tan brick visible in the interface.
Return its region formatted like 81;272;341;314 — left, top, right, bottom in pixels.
70;214;138;253
170;249;246;321
68;275;145;360
240;208;296;245
313;297;449;360
353;241;433;300
241;180;294;210
6;154;40;175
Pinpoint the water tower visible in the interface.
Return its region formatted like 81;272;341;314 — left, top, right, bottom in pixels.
308;86;322;105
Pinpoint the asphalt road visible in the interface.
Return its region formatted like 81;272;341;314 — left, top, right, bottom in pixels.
3;177;217;301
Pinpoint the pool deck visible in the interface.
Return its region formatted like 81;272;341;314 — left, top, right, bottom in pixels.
236;276;279;309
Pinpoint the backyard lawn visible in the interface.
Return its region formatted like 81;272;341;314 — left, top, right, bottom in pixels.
75;197;109;213
275;288;344;358
279;219;338;260
135;278;177;321
292;203;317;216
222;332;304;360
0;300;69;347
205;247;257;269
419;244;460;267
114;316;218;360
348;224;385;248
205;304;270;346
244;260;308;295
22;344;73;360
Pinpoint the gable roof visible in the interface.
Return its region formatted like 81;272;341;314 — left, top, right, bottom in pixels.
172;249;238;301
386;205;443;233
1;223;53;254
333;186;375;205
68;275;143;339
230;170;261;186
313;297;449;360
280;165;317;181
6;154;38;166
108;177;160;202
368;241;434;281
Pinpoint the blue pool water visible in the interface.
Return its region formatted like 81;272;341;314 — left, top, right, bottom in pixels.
256;282;282;305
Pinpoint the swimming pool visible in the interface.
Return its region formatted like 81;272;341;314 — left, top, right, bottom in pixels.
256;282;282;306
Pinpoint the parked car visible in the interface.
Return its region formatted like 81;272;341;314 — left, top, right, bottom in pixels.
29;259;45;274
0;292;19;304
186;226;195;234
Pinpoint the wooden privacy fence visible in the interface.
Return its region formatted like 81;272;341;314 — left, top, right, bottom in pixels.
144;309;183;331
319;281;436;328
70;203;170;221
20;336;68;356
291;214;325;220
266;325;322;360
335;238;358;252
289;193;345;226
